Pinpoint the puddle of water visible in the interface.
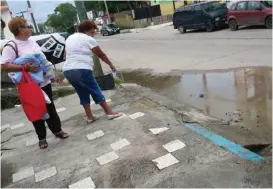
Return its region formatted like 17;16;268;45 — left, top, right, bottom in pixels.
122;67;272;142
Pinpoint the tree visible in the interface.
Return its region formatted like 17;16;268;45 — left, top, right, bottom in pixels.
45;3;77;33
84;1;148;14
37;23;45;34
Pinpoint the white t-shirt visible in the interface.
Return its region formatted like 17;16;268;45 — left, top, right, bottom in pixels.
62;33;98;71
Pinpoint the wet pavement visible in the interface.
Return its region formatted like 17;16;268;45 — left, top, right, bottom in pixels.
122;66;272;146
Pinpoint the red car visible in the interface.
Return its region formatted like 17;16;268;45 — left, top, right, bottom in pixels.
227;0;272;31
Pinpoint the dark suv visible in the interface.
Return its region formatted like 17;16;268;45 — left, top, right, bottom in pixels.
173;1;228;34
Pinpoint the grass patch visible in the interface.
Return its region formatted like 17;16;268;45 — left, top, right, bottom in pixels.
1;87;75;110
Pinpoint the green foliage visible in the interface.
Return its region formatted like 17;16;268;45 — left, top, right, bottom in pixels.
37;23;45;34
1;88;76;110
84;1;149;13
45;3;77;32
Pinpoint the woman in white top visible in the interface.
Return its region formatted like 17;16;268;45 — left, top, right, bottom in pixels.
63;20;122;123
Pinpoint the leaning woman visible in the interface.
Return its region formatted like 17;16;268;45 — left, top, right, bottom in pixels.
1;17;69;149
63;20;122;122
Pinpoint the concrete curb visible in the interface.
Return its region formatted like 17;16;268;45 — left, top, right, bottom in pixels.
120;22;173;34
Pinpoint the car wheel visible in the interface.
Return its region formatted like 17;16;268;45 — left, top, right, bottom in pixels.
178;26;186;34
228;19;238;31
205;21;214;32
265;16;272;29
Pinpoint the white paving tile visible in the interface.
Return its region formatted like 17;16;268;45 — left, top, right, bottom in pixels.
152;153;179;170
163;140;186;153
91;101;95;105
96;151;119;166
129;112;145;120
34;166;57;182
1;124;10;130
149;127;169;135
106;99;112;103
113;113;127;120
26;138;38;147
69;177;96;188
56;107;66;113
12;167;34;183
110;138;130;151
86;130;105;141
10;123;25;130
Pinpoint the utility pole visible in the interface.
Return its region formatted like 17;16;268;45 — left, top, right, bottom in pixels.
74;0;104;77
104;0;111;24
16;11;27;18
74;0;88;21
173;1;176;11
26;0;39;34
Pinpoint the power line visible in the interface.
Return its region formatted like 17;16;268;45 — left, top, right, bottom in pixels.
16;10;28;18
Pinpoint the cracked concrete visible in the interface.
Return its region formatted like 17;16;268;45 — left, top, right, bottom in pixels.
1;85;271;188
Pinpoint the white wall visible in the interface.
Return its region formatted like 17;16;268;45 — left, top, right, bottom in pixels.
1;9;13;39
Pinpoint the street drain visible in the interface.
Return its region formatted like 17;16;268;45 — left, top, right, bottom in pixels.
244;144;272;156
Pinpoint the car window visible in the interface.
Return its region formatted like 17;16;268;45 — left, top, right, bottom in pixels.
201;1;223;12
107;24;116;28
248;1;261;10
182;6;193;15
235;1;247;10
184;6;193;11
194;5;202;11
260;1;272;8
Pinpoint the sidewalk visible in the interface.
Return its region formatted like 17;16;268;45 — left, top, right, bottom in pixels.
120;22;173;34
1;84;271;188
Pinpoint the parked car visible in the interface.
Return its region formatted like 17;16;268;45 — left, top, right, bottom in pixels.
100;24;120;36
58;32;70;40
227;0;272;31
173;1;228;34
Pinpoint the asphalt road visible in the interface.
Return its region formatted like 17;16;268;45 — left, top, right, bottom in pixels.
94;25;272;73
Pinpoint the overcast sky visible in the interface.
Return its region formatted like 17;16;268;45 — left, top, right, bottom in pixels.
7;0;75;23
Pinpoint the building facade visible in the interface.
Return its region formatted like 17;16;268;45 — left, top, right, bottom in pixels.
1;0;13;39
150;0;225;16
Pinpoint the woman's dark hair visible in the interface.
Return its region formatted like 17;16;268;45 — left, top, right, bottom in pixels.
78;20;98;33
1;19;6;29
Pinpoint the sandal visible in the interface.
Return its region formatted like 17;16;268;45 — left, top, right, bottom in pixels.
39;139;48;149
107;113;123;120
55;131;69;139
86;116;99;124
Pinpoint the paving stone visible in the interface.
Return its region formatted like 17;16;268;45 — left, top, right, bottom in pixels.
56;107;66;113
10;123;25;130
68;177;96;188
34;166;57;182
86;130;105;141
1;124;10;130
149;127;169;135
163;140;186;153
12;167;34;183
106;99;112;103
152;153;179;170
129;112;145;119
26;138;38;147
110;138;130;151
96;151;119;166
